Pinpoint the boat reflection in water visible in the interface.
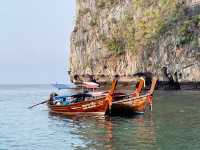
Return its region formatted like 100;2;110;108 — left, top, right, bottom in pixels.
48;113;157;150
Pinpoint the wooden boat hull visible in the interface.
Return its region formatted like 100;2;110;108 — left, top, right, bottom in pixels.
111;97;147;115
111;78;157;115
48;96;109;116
47;80;118;116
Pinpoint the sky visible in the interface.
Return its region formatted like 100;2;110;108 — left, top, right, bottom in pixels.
0;0;75;84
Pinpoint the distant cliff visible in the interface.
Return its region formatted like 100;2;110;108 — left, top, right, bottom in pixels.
69;0;200;82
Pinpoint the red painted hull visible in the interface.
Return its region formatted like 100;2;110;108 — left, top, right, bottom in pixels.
111;78;157;115
111;96;148;115
47;80;118;116
48;96;109;115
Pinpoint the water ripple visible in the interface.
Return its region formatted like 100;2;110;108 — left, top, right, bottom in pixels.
0;85;200;150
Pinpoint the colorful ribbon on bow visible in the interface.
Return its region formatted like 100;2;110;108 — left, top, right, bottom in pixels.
147;91;153;111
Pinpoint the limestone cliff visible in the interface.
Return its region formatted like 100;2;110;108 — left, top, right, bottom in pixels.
69;0;200;82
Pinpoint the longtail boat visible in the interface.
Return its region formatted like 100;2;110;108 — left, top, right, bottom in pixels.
47;80;117;116
111;77;157;115
113;77;145;101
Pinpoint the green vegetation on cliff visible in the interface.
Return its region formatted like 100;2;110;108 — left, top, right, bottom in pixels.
177;14;200;46
75;0;200;55
70;0;200;82
102;0;185;54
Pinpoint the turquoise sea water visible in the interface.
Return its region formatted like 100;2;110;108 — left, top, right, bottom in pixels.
0;85;200;150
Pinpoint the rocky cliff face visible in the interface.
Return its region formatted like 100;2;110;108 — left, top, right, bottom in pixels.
69;0;200;82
